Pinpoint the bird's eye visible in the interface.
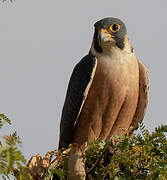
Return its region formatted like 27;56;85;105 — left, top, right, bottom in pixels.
110;24;120;32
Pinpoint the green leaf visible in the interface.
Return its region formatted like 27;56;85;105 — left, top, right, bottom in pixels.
0;114;11;129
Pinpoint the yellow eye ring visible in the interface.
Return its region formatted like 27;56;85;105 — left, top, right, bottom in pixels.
110;24;120;32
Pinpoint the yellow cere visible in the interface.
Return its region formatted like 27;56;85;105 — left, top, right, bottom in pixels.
100;28;113;38
100;28;109;35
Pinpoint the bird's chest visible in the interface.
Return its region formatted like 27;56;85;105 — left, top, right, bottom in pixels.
90;54;139;98
74;53;139;142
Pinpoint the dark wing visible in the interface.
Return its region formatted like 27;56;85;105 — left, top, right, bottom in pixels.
58;52;97;150
130;60;149;132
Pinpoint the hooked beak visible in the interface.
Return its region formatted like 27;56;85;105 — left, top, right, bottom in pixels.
99;28;114;45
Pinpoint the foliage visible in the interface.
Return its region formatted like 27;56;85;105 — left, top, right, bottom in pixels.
0;114;32;180
44;149;70;180
48;125;167;180
1;114;167;180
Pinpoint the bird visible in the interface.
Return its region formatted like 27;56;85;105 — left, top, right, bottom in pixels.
58;17;149;180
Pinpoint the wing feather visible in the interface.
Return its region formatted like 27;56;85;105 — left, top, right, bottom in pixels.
58;52;97;149
130;60;149;132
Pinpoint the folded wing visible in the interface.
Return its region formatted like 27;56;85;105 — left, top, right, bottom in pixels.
58;53;97;149
130;60;149;132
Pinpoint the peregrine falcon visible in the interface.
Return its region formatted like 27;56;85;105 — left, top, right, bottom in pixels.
58;17;149;179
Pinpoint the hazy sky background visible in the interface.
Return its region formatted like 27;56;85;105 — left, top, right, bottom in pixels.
0;0;166;160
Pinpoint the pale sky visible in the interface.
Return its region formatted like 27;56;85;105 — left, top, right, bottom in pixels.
0;0;166;160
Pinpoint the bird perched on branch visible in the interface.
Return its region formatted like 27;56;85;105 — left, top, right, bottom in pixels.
58;17;149;180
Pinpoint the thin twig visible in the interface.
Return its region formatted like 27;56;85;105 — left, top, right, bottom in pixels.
86;144;112;175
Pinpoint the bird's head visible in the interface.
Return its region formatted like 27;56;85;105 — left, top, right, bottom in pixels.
92;17;129;54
